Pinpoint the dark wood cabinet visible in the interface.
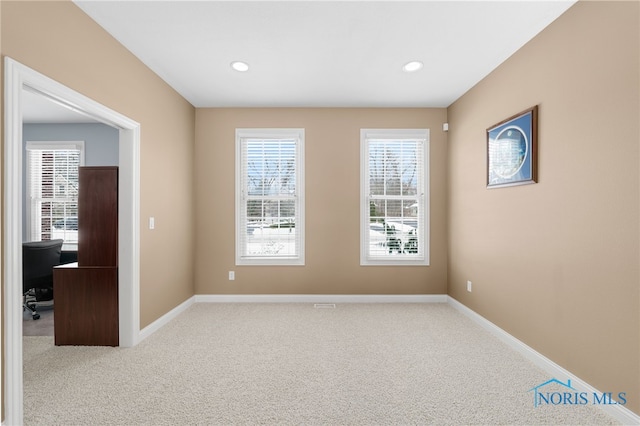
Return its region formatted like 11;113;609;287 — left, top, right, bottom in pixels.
78;167;118;267
54;166;119;346
54;266;118;346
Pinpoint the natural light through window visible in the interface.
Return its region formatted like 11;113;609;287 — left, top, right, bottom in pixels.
26;141;84;251
361;129;429;265
236;129;305;265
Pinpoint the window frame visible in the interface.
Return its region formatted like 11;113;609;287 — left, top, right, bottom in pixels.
25;141;85;251
235;128;305;266
360;129;430;266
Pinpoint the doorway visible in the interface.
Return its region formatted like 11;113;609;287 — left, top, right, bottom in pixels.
4;57;141;425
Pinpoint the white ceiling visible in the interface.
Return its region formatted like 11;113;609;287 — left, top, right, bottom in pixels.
23;1;576;123
22;90;100;124
72;0;576;108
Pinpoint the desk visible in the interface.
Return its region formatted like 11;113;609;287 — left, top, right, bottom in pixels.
53;263;118;346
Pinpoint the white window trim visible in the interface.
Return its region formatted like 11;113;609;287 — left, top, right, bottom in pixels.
25;140;85;248
360;129;430;266
235;128;305;266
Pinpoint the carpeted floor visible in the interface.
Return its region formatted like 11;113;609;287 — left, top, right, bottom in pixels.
23;303;619;425
23;303;54;336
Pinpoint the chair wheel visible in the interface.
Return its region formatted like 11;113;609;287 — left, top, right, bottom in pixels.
32;314;40;320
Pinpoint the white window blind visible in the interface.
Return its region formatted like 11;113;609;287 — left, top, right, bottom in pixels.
361;129;429;265
236;129;305;265
26;141;84;250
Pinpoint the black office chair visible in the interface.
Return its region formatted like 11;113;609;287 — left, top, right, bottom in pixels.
23;239;63;320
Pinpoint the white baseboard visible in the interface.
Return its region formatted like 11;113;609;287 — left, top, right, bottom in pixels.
137;296;195;343
447;296;640;425
194;294;448;303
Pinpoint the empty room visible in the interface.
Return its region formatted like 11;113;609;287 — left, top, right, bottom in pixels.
2;0;639;424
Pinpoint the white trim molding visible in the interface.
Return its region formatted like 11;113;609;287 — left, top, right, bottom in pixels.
447;296;640;425
3;57;142;425
235;128;306;266
195;294;448;304
360;128;430;266
138;296;195;342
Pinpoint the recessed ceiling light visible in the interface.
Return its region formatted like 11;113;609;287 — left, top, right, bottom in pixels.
402;61;424;73
231;61;249;72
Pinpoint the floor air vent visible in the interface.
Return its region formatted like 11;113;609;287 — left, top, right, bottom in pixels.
313;303;336;309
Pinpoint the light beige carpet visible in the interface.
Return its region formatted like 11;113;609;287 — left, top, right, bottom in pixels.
24;303;618;425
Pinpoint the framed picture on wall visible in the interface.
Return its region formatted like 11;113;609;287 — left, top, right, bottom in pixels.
486;105;538;188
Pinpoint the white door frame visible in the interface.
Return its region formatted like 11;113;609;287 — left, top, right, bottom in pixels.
3;57;141;425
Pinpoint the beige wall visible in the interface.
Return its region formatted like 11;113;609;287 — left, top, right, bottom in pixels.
1;1;196;328
447;0;639;414
195;108;448;295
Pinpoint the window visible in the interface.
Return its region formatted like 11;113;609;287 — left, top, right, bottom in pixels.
361;129;429;265
236;129;305;265
26;141;84;251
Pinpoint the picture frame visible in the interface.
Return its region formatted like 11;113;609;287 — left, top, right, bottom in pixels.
487;105;538;188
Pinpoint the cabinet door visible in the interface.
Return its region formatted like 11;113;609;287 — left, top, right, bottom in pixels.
78;167;118;266
54;266;119;346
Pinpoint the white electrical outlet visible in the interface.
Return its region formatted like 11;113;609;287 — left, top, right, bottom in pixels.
229;271;235;281
467;280;472;292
